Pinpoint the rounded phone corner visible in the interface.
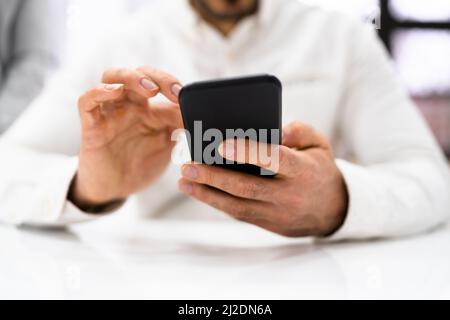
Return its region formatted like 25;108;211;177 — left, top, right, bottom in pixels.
178;85;192;105
264;74;282;90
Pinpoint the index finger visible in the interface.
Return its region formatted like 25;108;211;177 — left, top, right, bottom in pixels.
181;163;278;201
78;83;125;112
218;139;305;177
102;67;160;100
137;66;182;104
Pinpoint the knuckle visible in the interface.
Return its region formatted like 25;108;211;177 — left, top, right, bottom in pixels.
117;68;130;79
239;181;261;198
78;90;93;108
137;65;154;73
292;121;305;133
139;66;178;85
159;73;177;86
136;65;148;73
202;169;215;186
231;205;248;221
101;68;115;81
208;199;223;211
162;73;177;84
218;176;232;192
77;93;87;107
192;184;205;199
102;67;129;82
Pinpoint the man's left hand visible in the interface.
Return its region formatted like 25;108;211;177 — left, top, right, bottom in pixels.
179;121;349;238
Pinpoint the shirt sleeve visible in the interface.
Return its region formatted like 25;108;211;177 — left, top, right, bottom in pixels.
0;0;64;132
0;71;115;227
0;142;102;226
0;8;174;227
326;24;450;241
0;29;118;226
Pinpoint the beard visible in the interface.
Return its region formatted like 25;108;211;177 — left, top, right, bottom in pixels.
192;0;259;22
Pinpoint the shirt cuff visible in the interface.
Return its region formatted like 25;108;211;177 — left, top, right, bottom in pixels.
56;200;122;225
321;159;385;242
26;156;119;227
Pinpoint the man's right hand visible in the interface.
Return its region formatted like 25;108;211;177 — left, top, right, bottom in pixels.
69;67;183;210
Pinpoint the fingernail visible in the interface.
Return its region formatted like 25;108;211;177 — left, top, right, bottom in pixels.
171;84;182;97
182;165;199;180
223;141;235;158
140;78;158;91
104;83;123;91
180;182;193;195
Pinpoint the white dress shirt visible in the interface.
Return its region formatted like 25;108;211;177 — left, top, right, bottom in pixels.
0;0;449;240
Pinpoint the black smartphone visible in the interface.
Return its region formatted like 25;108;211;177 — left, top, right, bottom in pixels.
179;74;282;176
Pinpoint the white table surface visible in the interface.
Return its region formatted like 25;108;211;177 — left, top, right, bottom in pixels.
1;212;450;300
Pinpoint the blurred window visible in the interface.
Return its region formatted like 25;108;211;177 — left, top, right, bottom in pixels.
391;29;450;96
390;0;450;22
378;0;450;155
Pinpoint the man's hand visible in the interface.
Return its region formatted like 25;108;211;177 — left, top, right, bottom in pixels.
179;122;349;237
70;67;183;210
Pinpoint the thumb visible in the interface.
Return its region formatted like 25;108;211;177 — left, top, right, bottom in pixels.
282;121;330;150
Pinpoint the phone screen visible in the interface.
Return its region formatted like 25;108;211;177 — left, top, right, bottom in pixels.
179;75;282;176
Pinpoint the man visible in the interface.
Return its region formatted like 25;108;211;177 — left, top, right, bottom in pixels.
0;0;449;240
0;0;62;133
